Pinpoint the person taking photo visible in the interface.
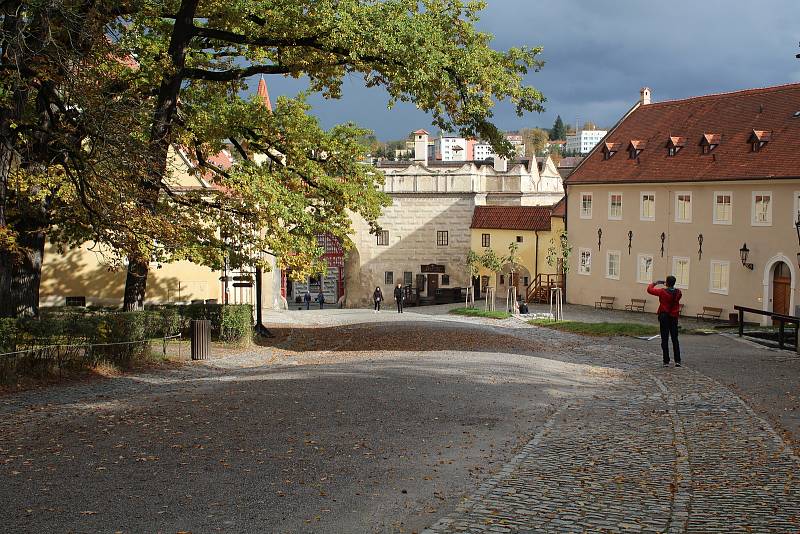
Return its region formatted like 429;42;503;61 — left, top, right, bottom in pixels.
647;275;682;367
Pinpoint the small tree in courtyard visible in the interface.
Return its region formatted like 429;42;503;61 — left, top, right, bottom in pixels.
465;250;481;308
480;248;502;311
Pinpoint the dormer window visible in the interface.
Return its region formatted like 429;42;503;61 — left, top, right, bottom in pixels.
602;142;620;160
666;136;686;157
749;130;771;152
628;140;645;159
700;133;720;154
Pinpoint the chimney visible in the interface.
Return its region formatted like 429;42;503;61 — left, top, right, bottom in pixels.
493;156;508;173
413;130;429;165
640;87;652;105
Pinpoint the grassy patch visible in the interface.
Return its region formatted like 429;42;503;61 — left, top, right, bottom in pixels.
449;307;512;320
529;320;660;337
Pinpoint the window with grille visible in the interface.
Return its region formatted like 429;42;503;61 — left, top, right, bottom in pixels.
481;233;490;247
377;230;389;246
403;271;412;285
437;230;448;246
578;248;592;275
385;271;393;284
66;296;86;307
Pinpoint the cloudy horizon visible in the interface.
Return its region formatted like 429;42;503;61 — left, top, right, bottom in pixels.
248;1;800;141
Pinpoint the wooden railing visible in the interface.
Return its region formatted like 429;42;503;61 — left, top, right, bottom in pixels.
734;305;799;353
526;273;564;303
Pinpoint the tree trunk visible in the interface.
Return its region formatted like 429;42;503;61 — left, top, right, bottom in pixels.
123;258;149;311
121;0;199;311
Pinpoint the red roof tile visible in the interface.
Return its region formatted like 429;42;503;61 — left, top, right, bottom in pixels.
471;206;552;231
551;196;566;218
566;82;800;184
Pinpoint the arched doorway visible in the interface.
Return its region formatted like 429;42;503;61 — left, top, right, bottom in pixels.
497;263;532;302
772;261;791;316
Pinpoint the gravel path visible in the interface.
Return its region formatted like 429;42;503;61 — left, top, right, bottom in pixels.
0;309;797;533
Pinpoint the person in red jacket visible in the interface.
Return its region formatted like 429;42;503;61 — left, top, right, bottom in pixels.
647;275;682;367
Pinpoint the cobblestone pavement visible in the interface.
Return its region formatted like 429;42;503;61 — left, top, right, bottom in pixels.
424;328;800;534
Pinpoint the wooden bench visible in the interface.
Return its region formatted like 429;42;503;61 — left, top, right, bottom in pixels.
625;298;647;312
696;306;723;321
595;296;615;309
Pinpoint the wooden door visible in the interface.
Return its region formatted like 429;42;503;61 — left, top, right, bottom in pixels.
772;262;791;319
427;274;438;298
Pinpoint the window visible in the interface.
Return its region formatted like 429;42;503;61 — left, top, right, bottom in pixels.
709;261;730;295
66;296;86;307
640;192;655;221
752;192;772;226
636;254;654;284
437;230;449;246
578;248;592;275
523;276;529;286
441;274;450;286
794;191;800;227
499;274;505;284
403;271;413;285
481;233;490;247
608;193;622;220
672;257;690;289
580;193;593;219
377;230;389;246
516;236;523;243
713;192;732;225
606;250;621;280
668;146;682;156
385;271;393;284
675;192;692;223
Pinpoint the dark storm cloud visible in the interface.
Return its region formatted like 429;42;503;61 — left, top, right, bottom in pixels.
255;1;800;140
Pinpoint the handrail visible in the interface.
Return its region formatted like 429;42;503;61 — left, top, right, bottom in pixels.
734;305;798;353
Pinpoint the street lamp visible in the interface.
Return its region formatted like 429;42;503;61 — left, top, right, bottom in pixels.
739;243;754;270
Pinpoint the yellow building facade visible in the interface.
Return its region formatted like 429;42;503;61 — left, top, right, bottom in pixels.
469;204;564;301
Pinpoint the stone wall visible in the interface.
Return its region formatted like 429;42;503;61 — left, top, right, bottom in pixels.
345;194;477;308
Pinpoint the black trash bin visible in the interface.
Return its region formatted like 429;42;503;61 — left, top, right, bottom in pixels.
191;319;211;360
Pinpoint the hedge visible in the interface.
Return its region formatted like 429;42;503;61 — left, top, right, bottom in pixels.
0;304;252;381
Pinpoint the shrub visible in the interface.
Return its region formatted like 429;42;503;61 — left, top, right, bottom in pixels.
219;305;253;345
0;318;18;353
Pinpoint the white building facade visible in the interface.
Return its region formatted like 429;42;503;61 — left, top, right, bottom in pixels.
566;129;608;155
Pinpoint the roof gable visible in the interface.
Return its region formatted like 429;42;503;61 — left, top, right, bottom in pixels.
470;206;552;231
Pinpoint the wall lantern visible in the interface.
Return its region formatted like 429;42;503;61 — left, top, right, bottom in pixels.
597;228;602;250
739;243;754;270
627;230;633;255
660;232;666;257
697;234;704;260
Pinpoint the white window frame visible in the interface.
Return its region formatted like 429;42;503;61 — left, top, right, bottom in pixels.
608;192;623;220
709;260;730;295
606;250;621;280
751;191;773;226
636;253;654;284
712;191;733;225
671;256;690;289
674;191;692;223
640;191;655;221
580;193;593;219
578;248;592;275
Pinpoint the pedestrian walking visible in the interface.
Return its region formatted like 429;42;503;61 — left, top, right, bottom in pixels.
303;291;311;310
373;286;383;313
317;290;325;309
394;283;404;313
647;275;682;367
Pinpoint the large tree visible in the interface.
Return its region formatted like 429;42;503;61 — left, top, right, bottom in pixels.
1;0;546;315
549;115;566;141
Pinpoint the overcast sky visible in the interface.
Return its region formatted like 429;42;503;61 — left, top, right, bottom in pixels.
250;1;800;141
